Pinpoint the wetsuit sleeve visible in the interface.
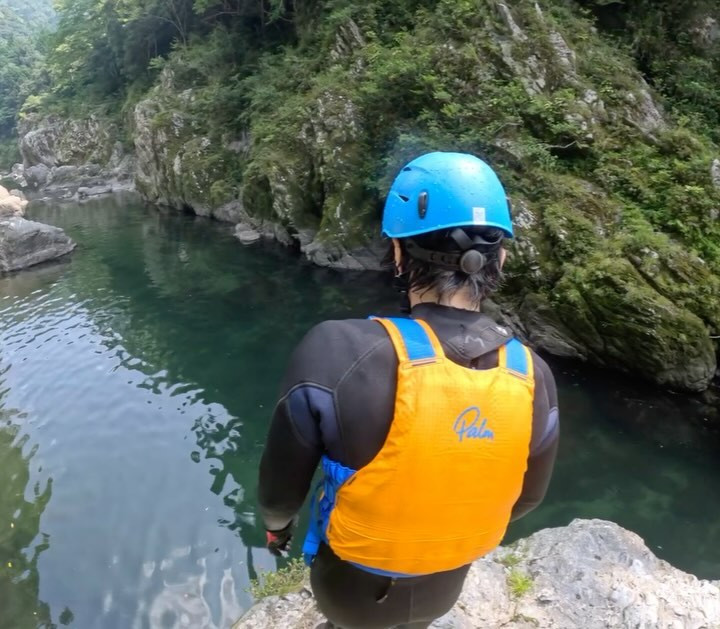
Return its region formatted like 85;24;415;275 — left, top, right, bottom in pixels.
258;326;329;532
510;353;559;521
257;319;392;531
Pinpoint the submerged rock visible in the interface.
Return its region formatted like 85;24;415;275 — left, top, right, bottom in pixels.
235;519;720;629
0;217;76;273
77;185;114;200
234;225;261;244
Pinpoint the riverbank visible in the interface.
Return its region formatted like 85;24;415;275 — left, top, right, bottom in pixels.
236;519;720;629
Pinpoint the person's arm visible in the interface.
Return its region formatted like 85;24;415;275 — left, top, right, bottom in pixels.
510;354;559;521
258;327;332;534
258;389;323;532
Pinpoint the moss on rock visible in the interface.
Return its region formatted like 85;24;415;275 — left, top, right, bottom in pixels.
552;255;715;390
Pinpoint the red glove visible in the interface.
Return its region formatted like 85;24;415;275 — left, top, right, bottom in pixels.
266;517;296;557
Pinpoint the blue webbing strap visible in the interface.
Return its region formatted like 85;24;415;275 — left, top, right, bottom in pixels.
302;482;324;565
504;338;529;376
377;317;437;363
302;456;356;566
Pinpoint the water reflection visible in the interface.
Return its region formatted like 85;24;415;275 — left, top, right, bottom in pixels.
1;196;392;627
0;399;55;628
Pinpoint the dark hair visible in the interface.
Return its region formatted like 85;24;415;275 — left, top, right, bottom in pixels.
385;227;505;309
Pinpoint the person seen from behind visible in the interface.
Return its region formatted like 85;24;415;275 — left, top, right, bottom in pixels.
258;152;560;628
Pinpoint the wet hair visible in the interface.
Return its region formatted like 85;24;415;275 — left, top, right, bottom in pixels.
385;227;505;309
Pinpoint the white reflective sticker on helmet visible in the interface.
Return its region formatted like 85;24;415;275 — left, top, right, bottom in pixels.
473;207;486;223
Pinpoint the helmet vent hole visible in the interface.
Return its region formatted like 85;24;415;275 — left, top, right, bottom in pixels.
402;167;412;172
398;195;410;202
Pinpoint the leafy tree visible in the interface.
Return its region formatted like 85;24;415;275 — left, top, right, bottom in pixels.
0;0;54;166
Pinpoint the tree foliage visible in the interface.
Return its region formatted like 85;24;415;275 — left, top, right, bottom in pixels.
579;0;720;141
0;0;53;139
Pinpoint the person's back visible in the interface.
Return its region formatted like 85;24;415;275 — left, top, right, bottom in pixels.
258;152;559;628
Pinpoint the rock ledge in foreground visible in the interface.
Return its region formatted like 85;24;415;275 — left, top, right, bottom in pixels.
0;217;76;273
235;519;720;629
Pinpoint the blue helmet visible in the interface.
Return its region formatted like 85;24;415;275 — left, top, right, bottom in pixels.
382;152;513;239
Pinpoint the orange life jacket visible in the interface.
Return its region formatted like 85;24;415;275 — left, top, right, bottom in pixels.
302;316;534;576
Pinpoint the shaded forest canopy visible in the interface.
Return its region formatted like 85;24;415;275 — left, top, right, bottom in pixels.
6;1;720;133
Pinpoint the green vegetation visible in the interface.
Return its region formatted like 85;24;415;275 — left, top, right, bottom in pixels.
0;0;54;167
13;0;720;256
507;568;534;598
249;558;308;599
499;552;523;568
0;421;54;628
3;0;719;388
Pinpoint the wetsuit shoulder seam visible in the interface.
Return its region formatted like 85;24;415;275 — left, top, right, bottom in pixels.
334;334;393;462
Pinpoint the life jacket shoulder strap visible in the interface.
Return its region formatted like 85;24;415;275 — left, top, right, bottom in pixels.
370;316;444;365
499;338;534;379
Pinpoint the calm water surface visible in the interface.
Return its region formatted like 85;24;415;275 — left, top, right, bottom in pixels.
1;195;719;628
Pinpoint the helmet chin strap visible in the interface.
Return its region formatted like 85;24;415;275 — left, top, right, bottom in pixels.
392;269;411;313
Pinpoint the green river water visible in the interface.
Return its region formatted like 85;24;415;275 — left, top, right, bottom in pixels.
1;194;719;629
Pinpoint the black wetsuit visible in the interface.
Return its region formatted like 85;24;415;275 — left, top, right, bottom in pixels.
258;303;559;629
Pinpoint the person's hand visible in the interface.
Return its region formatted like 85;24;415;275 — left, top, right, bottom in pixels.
266;517;297;557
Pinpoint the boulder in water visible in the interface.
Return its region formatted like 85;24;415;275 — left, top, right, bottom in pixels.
234;224;262;244
77;184;114;199
0;216;76;273
25;164;51;190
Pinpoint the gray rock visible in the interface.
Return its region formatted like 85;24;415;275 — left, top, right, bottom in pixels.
518;294;588;359
234;520;720;629
77;185;113;199
234;225;261;244
25;164;51;190
712;158;720;191
0;217;76;273
247;217;294;247
691;15;720;48
214;200;246;223
225;130;252;156
21;126;59;168
19;114;118;169
622;82;666;137
330;18;366;62
52;165;80;183
303;238;385;271
4;163;28;189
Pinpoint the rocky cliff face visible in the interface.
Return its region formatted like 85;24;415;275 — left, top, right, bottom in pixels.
11;0;720;392
236;519;720;629
131;66;386;272
2;114;134;199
